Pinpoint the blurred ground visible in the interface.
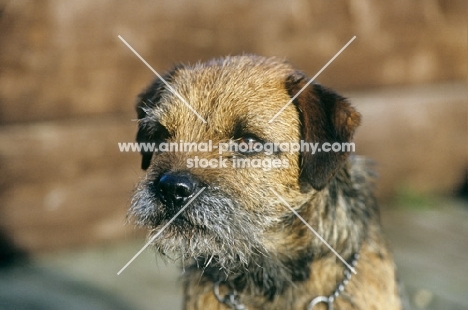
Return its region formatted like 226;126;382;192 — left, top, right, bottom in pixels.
382;198;468;310
1;197;467;310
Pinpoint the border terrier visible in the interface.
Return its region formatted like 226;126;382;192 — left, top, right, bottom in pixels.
129;55;402;309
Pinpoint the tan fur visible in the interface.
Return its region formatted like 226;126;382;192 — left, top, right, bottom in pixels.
130;55;402;310
185;237;400;310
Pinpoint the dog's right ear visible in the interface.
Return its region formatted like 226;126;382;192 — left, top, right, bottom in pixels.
135;66;181;170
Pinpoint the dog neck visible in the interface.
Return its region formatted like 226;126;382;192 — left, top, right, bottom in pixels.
188;157;377;302
213;252;361;310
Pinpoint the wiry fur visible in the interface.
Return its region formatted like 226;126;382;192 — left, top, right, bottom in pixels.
128;55;402;309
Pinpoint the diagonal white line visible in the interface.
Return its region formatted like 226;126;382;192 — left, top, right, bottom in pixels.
269;188;356;274
117;187;206;275
118;35;207;124
268;36;356;124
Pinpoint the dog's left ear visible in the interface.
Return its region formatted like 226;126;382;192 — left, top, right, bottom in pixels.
135;78;164;170
286;73;361;190
135;65;183;170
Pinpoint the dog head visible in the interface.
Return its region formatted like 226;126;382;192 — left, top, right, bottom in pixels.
129;55;361;272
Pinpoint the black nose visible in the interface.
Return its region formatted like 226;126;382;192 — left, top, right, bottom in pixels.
156;172;198;208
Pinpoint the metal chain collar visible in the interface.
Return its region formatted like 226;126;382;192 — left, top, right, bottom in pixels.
213;252;359;310
307;252;360;310
214;281;247;310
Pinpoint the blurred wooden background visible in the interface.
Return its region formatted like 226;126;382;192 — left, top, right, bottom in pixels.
0;0;466;253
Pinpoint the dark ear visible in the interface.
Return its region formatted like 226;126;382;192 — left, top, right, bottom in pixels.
286;73;361;190
135;79;162;170
135;66;181;170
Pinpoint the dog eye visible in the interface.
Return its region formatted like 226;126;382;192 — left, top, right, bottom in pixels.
235;135;263;154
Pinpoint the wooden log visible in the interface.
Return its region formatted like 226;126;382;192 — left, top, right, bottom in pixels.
0;83;466;252
0;0;466;123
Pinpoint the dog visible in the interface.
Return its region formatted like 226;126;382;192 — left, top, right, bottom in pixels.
129;55;402;309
